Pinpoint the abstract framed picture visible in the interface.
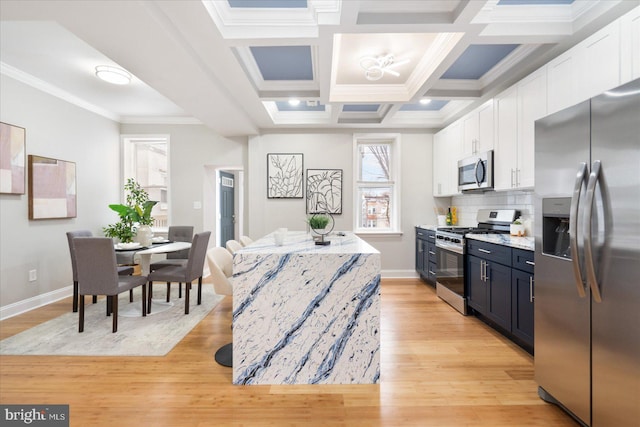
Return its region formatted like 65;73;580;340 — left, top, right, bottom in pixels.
28;155;77;220
0;122;26;194
306;169;342;214
267;153;303;199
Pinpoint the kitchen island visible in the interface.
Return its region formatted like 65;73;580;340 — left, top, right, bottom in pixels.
231;231;381;385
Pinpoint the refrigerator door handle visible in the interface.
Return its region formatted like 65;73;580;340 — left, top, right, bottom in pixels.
584;160;603;303
570;162;588;298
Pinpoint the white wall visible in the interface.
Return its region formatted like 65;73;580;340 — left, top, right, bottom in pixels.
247;132;438;277
0;75;121;315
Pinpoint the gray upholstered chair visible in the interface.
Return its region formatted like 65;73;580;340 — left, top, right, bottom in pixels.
206;246;234;367
74;237;148;333
225;239;243;255
147;231;211;315
67;230;135;312
239;235;253;247
150;225;194;301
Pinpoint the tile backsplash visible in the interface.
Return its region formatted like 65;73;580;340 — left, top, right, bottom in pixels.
451;189;534;233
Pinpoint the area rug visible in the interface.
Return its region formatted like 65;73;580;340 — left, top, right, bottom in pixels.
0;286;224;357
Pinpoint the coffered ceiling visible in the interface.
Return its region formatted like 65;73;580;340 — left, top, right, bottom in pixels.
0;0;636;136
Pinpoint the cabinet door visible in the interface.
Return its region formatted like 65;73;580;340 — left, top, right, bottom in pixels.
467;255;487;312
446;122;462;195
462;112;479;157
433;130;445;196
477;100;494;153
486;261;512;332
494;85;518;191
512;269;534;348
416;237;425;273
575;19;621;101
547;52;578;115
517;68;547;189
621;5;640;83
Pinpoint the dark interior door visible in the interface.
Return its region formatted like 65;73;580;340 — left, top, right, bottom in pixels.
220;171;235;246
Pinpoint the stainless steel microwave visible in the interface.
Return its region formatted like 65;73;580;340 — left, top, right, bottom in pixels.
458;150;494;192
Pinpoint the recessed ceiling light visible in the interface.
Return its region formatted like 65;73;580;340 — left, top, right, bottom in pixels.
288;99;301;106
95;65;131;85
419;98;432;105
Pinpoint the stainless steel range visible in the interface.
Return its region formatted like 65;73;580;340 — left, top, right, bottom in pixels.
435;209;519;315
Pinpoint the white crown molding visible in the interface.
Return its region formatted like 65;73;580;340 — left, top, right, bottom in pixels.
263;101;333;125
202;0;341;39
1;62;120;122
473;0;592;24
120;116;202;125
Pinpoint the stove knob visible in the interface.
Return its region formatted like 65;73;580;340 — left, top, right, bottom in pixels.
444;237;450;242
452;238;460;244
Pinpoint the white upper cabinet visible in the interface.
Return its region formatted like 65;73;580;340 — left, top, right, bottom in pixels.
575;19;621;101
621;6;640;83
494;67;547;191
494;85;518;191
517;68;547;189
547;50;578;115
461;100;494;158
433;122;462;197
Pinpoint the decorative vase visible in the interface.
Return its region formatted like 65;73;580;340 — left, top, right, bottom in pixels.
136;225;153;247
510;223;526;237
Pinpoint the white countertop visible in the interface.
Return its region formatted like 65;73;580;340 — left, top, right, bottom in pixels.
466;233;534;251
238;230;380;255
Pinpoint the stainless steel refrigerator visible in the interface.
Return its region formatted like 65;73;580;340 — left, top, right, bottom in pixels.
534;77;640;427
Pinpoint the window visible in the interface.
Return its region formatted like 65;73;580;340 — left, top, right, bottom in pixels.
353;134;401;234
122;135;169;229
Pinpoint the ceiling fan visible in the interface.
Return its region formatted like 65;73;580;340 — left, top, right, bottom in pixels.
359;54;411;81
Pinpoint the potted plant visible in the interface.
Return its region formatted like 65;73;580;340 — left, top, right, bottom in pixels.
510;217;526;237
104;178;158;245
307;214;330;231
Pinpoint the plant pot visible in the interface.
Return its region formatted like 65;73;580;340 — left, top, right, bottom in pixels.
136;225;153;247
510;224;526;237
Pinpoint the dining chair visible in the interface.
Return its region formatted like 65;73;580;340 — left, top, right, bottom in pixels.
150;225;194;301
239;235;253;246
74;237;148;333
225;239;243;255
147;231;211;315
67;230;135;312
206;246;234;367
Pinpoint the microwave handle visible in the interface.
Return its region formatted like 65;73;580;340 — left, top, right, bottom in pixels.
474;158;485;186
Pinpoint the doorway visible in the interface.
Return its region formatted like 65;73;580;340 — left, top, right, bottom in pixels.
219;171;235;246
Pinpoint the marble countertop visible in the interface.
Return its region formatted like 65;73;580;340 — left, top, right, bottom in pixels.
416;224;438;231
238;230;380;255
466;233;535;251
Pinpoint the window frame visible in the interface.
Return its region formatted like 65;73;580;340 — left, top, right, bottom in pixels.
352;133;402;235
121;134;170;233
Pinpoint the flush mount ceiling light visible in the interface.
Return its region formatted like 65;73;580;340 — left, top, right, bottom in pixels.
288;98;301;106
95;65;131;85
419;98;432;105
359;54;410;81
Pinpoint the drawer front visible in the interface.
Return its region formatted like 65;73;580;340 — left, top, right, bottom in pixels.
427;262;437;284
467;239;512;266
512;248;535;274
426;242;437;263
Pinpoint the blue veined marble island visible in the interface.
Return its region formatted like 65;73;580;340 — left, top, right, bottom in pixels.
231;231;381;385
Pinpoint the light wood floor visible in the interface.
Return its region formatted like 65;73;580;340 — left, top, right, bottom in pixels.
0;279;577;427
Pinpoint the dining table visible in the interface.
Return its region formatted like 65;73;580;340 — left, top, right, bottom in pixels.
115;241;191;276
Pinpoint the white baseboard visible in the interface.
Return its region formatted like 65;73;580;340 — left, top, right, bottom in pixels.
0;286;72;321
380;269;419;279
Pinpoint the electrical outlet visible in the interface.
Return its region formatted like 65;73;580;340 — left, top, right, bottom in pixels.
28;269;37;282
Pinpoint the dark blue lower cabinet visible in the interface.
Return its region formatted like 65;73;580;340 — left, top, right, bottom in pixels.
511;268;534;350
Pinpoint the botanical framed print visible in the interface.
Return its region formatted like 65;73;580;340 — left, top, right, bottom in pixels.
0;122;26;194
267;153;303;199
28;155;77;220
306;169;342;214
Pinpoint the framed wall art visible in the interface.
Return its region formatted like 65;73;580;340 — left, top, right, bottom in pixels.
28;155;77;220
267;153;303;199
0;122;26;195
306;168;342;214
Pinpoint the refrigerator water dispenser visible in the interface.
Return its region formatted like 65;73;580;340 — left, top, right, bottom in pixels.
542;198;572;259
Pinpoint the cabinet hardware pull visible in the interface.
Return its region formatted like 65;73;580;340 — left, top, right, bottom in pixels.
529;276;534;303
429;251;436;255
428;235;435;240
511;168;515;187
516;168;521;187
525;260;535;266
478;248;491;254
429;270;435;275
